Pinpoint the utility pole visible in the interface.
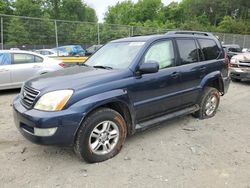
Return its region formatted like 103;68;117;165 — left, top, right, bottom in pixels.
1;17;3;50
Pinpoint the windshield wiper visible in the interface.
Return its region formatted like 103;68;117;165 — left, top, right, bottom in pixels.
93;65;113;70
81;64;89;67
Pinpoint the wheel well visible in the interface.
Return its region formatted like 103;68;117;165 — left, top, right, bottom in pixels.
205;79;223;94
81;102;133;136
100;102;133;135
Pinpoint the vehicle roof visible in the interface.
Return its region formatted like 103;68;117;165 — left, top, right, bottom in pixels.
112;35;164;42
0;50;46;57
112;31;218;43
36;49;53;51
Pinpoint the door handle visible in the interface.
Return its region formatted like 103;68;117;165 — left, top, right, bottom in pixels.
171;72;180;79
0;68;9;72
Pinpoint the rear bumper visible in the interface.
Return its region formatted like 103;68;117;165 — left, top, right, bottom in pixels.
13;95;84;146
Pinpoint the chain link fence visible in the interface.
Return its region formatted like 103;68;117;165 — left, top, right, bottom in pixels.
0;14;250;51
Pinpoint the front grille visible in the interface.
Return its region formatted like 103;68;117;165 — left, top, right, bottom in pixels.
239;64;250;68
239;61;250;68
20;85;40;109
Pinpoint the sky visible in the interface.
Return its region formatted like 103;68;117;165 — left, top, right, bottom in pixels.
84;0;180;23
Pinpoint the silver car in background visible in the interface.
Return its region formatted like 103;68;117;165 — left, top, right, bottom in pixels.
35;49;68;57
0;50;65;90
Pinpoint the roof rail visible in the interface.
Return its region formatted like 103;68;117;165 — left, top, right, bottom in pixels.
131;32;164;37
166;31;213;37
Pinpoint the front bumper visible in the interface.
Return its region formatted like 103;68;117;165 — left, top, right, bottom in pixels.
230;68;250;80
13;95;84;146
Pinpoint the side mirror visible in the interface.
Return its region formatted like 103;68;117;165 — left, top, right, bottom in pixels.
138;61;159;74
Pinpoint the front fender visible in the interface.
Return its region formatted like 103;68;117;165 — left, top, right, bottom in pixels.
70;89;132;118
69;89;133;140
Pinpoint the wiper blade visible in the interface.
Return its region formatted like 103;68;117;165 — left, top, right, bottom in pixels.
81;64;89;67
93;65;113;70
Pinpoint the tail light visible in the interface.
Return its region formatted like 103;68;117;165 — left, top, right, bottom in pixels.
224;52;230;69
59;63;65;68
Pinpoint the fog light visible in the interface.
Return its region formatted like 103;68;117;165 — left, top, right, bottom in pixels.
34;127;57;137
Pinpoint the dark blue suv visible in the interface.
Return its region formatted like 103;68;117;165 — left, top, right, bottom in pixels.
13;31;230;163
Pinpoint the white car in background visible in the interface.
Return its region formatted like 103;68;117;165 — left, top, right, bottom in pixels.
0;50;65;90
35;49;68;57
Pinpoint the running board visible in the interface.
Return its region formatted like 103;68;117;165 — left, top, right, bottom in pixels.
135;105;199;131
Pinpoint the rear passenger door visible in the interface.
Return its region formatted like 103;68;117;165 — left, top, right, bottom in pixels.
11;53;44;86
175;38;204;107
176;38;222;107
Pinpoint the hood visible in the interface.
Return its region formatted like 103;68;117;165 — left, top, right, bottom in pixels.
231;53;250;62
25;66;130;92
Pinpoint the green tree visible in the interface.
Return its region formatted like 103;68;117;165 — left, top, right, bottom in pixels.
6;17;29;45
0;0;13;14
135;0;163;23
217;16;249;34
104;1;136;25
14;0;43;17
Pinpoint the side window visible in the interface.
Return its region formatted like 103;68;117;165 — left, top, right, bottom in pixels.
228;47;241;53
0;53;11;65
198;39;220;60
144;40;175;69
13;54;35;64
35;56;43;62
176;39;199;65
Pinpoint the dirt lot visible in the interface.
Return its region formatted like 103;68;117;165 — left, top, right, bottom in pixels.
0;82;250;188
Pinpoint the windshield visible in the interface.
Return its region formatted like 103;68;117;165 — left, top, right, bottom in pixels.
228;47;242;53
85;42;145;69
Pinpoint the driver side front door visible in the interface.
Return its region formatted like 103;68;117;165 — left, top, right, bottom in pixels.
130;40;182;123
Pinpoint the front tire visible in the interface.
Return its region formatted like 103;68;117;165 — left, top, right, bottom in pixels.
74;108;127;163
193;87;220;119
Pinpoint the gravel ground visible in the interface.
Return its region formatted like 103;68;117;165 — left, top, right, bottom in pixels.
0;82;250;188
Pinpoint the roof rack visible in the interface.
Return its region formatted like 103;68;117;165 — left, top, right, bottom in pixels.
131;32;164;37
166;31;213;37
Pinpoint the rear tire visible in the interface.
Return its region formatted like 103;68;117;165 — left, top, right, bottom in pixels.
74;108;127;163
193;87;220;119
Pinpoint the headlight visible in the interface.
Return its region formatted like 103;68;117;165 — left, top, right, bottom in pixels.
230;58;239;68
34;90;73;111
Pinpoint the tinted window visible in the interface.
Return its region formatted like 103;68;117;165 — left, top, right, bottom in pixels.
198;39;220;60
176;39;199;65
144;40;175;69
35;56;43;62
13;54;35;64
228;47;241;53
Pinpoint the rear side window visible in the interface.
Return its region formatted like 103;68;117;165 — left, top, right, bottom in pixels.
198;39;220;60
35;56;43;62
144;40;175;69
176;39;199;65
0;53;11;65
13;54;35;64
40;51;53;55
